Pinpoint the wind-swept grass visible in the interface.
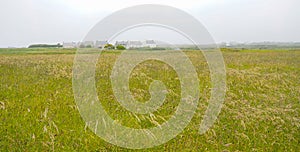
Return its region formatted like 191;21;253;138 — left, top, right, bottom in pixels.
0;49;299;151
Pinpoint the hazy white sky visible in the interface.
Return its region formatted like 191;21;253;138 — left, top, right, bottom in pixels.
0;0;299;47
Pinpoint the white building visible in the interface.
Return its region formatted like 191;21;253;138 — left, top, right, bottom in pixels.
144;40;157;48
127;41;143;49
95;41;108;49
79;41;94;48
115;41;129;48
115;40;157;49
63;42;77;48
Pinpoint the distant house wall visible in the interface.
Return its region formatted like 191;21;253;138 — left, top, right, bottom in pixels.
115;41;129;48
63;42;77;48
145;44;157;48
127;41;143;49
63;40;157;49
95;41;108;48
144;40;157;48
78;41;95;48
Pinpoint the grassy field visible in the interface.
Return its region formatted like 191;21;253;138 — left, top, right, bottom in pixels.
0;48;299;151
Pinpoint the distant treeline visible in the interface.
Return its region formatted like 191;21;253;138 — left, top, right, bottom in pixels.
28;44;62;48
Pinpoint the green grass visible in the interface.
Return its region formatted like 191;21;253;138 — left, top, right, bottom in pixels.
0;48;299;151
0;48;76;55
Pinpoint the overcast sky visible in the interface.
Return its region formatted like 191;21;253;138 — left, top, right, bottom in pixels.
0;0;299;47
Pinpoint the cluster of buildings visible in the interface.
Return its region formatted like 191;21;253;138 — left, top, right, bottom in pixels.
63;40;157;49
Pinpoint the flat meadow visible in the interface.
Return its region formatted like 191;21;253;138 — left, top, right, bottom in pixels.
0;48;299;151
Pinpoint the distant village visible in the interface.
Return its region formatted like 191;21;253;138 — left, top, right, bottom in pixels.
26;41;300;50
62;40;157;49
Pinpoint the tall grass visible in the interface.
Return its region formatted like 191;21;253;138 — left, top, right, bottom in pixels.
0;49;299;151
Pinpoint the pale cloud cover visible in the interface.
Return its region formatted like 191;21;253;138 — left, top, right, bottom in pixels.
0;0;299;47
55;0;224;14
